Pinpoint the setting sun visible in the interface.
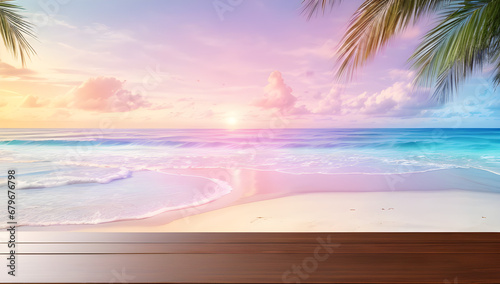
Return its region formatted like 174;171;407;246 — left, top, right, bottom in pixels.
226;116;238;126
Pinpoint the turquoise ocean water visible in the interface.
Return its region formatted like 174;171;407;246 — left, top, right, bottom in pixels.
0;128;499;227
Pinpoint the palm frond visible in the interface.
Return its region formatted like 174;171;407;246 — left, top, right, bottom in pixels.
335;0;448;81
493;59;500;87
0;0;36;66
410;0;500;102
301;0;341;20
490;23;500;87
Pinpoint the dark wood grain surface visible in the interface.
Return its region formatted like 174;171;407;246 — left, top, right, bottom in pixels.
2;232;499;283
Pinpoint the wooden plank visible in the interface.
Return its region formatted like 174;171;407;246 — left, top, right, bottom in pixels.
1;233;499;283
9;232;500;243
4;242;500;254
5;253;500;283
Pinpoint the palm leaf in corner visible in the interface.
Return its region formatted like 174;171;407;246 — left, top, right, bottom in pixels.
303;0;500;102
0;0;36;66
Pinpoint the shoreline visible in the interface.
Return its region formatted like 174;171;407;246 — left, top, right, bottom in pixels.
20;167;500;232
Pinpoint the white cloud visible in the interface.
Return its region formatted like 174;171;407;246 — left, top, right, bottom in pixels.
314;87;342;115
312;75;439;117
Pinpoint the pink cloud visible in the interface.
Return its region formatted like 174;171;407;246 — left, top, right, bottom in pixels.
69;77;151;112
254;71;310;115
21;95;47;108
0;61;36;78
254;71;296;109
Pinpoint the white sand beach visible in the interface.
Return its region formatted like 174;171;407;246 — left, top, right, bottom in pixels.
42;167;500;232
156;190;500;232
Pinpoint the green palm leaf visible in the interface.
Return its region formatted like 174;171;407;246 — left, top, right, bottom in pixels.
0;0;36;66
410;0;500;102
313;0;448;80
303;0;500;102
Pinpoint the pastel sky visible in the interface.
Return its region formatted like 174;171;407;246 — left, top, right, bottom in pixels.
1;0;499;128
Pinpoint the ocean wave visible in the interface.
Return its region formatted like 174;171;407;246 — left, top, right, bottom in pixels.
16;167;132;189
0;139;244;148
0;171;233;228
273;165;500;177
2;135;500;150
0;138;442;149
